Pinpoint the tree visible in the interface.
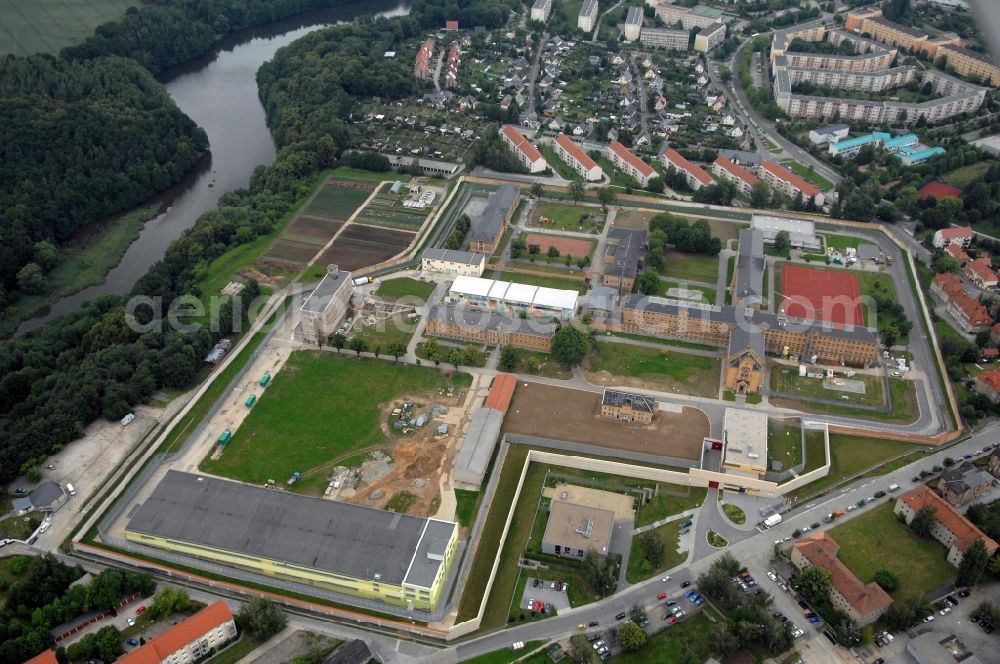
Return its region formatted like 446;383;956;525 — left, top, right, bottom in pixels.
551;325;589;367
646;176;664;194
581;550;617;597
797;566;831;604
750;181;771;208
639;529;664;567
617;621;647;651
149;586;193;620
530;182;544;197
956;538;991;587
880;325;898;350
239;597;287;640
331;333;346;352
773;230;791;256
449;349;463;369
33;241;60;271
16;262;46;294
386;341;406;363
348;336;367;357
499;346;521;371
637;268;660;295
370;341;381;359
597;187;616;211
95;626;124;663
873;568;899;592
547;245;560;258
569;180;585;203
909;505;936;538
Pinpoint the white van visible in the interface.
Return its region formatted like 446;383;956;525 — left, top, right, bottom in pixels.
887;483;900;493
66;483;76;496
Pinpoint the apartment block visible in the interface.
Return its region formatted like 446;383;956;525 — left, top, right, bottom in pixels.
610;140;657;187
694;22;727;53
661;147;714;190
623;6;643;42
932;226;974;249
845;7;882;32
530;0;552;22
654;4;726;31
118;602;237;664
895;486;999;568
936;43;1000;86
639;28;689;51
300;266;352;342
759;161;824;206
785;65;916;92
500;124;547;173
578;0;598;33
859;15;928;52
712;156;759;196
554;134;603;181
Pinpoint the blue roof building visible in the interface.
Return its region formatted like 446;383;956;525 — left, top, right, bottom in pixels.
828;132;890;157
883;133;919;152
900;146;946;166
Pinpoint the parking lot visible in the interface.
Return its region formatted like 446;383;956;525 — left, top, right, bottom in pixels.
524;577;571;614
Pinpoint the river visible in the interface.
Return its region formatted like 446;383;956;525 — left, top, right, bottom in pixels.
15;0;409;336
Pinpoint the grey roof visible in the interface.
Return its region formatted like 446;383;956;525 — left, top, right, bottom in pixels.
858;244;882;261
622;294;879;344
454;408;505;485
301;269;352;314
939;42;996;66
406;519;456;588
588;286;618;312
580;0;598;17
702;22;727;37
12;497;32;512
728;324;765;365
601;389;654;413
323;640;372;664
625;6;643;25
734;228;764;305
605;227;647;281
470;185;519;245
428;304;557;339
127;471;455;588
940;462;994;496
717;149;761;167
30;481;65;507
867;16;926;38
422;248;485;266
814;123;849;135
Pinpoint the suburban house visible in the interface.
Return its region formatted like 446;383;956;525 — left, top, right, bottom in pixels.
937;461;994;506
500;125;547;173
932;226;974;249
975;367;1000;404
118;601;237;664
791;533;893;626
894;485;999;567
600;389;655;424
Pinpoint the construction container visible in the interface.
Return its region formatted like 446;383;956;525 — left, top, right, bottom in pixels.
245;394;257;408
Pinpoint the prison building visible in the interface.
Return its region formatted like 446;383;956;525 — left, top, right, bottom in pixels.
421;248;485;277
424;305;556;352
600;389;655;424
601;227;647;292
300;266;353;342
468;184;520;253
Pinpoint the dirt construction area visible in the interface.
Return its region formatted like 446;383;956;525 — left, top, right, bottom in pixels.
501;383;708;462
522;233;594;258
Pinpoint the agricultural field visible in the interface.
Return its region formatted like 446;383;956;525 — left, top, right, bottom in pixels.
199;351;468;486
354;183;436;231
0;0;134;56
317;224;415;272
305;180;376;218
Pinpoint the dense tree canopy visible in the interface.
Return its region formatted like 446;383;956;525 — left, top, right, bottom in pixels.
0;54;207;302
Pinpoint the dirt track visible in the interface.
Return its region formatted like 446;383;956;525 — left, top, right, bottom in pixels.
501;383;708;461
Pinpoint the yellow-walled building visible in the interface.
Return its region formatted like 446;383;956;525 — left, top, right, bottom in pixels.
126;471;458;612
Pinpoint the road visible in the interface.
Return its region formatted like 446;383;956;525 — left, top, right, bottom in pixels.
526;31;546;118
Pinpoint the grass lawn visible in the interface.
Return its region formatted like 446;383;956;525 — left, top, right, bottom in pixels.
781;160;833;190
626;521;687;583
773;377;914;421
534;202;604;233
494;270;587;293
767;418;803;469
462;641;546;664
455;489;480;527
655;279;717;304
202;635;262;664
769;368;885;407
512;349;573;379
828;502;955;601
305;183;374;218
0;513;44;541
609;331;719;353
803;429;826;473
823;234;859;251
613;612;715;664
722;502;746;525
586;342;721;398
663;251;720;283
200;351;469;485
788;434;928;501
537;143;583;182
635;485;706;527
942;162;989;189
348;312;416;350
375;277;436;302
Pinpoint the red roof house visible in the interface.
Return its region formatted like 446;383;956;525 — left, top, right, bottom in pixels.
965;257;998;289
446;20;459;30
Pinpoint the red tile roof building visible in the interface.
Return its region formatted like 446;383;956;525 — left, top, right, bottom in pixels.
661;147;713;190
932;226;974;249
759;160;824;206
24;651;59;664
944;243;969;263
554;134;603;181
500;125;547;173
947;293;992;332
982;347;999;360
918;181;962;200
445;20;459;30
791;533;892;626
118;601;237;664
977;367;1000;403
414;39;435;79
894;485;999;567
965;256;998;290
610;140;657;187
931;272;965;301
711;156;759;196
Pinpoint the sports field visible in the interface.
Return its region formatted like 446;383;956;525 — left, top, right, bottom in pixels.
781;264;862;326
0;0;135;56
199;351;468;485
522;233;594;259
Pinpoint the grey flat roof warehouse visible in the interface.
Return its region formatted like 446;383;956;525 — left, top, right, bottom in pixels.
127;471;455;589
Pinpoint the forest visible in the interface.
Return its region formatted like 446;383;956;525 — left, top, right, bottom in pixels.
0;55;208;308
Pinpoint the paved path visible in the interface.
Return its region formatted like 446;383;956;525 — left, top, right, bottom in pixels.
632;508;698;535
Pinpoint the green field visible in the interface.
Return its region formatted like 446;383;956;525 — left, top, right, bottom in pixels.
769;368;885;407
626;520;687;583
0;0;136;56
788;434;927;500
828;502;955;601
455;489;480;527
355;194;429;230
942;162;989;188
202;636;262;664
375;277;436;302
533;202;604;233
328;166;410;183
780;160;833;190
586;342;721;398
722;503;746;524
609;331;720;353
823;234;858;251
613;612;715;664
347;312;416;350
494;270;588;293
635;485;706;527
537;144;583;183
462;641;546;664
773;377;915;421
305;182;375;218
200;351;469;487
663;251;721;283
655;279;717;304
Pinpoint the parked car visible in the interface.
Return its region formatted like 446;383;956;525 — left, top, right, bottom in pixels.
808;616;822;624
135;606;146;616
127;639;138;647
681;580;691;588
811;522;820;529
767;572;777;581
945;596;958;607
615;612;627;621
588;621;599;627
779;583;788;592
657;592;668;600
587;634;602;642
126;617;135;627
661;576;671;582
940;607;952;616
959;590;971;598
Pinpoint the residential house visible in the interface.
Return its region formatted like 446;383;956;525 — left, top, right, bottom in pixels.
609;140;657;187
662;147;714;190
712;156;760;197
975;367;1000;404
554;134;604;181
118;602;237;664
938;461;994;506
945;243;970;264
500;125;547;172
932;226;974;249
965;257;998;290
894;485;999;567
759;160;824;206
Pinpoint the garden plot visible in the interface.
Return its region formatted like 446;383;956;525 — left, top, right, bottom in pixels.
317;224;415;272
